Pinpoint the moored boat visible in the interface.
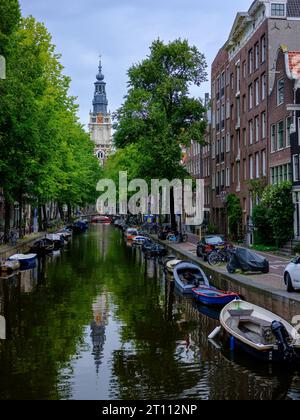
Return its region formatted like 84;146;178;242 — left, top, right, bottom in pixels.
9;254;37;270
46;234;65;249
0;259;20;276
220;300;300;363
132;236;148;246
192;286;239;307
164;258;182;275
30;238;55;255
72;220;89;234
173;261;210;294
125;228;139;241
91;216;111;224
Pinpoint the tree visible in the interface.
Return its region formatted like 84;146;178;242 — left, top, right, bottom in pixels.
0;15;101;239
113;39;207;225
226;194;243;241
0;0;21;54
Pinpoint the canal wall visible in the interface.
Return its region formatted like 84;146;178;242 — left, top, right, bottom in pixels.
0;232;47;260
153;237;300;322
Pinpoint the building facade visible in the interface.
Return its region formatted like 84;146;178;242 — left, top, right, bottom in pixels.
209;0;300;242
89;59;113;166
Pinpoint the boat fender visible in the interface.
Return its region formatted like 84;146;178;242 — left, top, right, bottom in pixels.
230;336;235;351
208;326;222;340
271;321;295;361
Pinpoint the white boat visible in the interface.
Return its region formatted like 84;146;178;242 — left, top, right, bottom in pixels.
165;259;182;275
9;254;37;270
220;300;300;363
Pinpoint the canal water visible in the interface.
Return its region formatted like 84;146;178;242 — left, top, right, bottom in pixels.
0;225;300;400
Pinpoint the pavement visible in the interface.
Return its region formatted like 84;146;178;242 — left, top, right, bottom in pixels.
151;236;300;307
176;241;291;290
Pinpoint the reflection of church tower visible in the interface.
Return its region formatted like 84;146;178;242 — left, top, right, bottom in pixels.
89;58;113;166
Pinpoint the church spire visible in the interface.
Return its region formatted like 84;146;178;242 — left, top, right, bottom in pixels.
92;56;108;116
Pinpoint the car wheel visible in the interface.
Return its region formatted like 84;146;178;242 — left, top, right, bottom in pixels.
286;273;295;293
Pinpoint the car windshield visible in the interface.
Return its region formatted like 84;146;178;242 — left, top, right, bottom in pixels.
128;229;137;234
206;236;224;245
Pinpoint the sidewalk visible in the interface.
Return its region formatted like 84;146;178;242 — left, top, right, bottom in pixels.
151;235;300;310
0;232;47;259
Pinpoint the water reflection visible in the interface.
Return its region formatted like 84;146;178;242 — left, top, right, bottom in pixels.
91;293;108;375
0;226;299;400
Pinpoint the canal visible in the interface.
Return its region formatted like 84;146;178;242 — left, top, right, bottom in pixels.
0;225;300;400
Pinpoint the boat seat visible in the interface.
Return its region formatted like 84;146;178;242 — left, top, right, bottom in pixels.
228;309;254;317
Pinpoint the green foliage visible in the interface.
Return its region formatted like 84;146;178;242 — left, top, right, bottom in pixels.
113;38;208;181
0;0;21;54
252;204;273;246
0;11;101;236
226;194;243;241
253;182;294;248
294;242;300;255
206;223;218;235
250;244;279;253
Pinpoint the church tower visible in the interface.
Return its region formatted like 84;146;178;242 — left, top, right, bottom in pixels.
89;58;113;166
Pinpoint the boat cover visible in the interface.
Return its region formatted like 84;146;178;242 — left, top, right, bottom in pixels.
227;248;269;273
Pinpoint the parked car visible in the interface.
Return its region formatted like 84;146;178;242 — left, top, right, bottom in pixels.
125;228;139;241
284;257;300;292
197;235;227;261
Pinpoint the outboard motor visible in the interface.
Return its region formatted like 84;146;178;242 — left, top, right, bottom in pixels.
271;321;295;361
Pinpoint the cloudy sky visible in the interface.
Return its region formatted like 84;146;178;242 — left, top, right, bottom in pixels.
19;0;251;127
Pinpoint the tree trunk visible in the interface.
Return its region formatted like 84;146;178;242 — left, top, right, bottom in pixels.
18;190;23;239
58;202;64;221
4;196;11;243
42;205;47;230
38;205;43;232
67;204;72;223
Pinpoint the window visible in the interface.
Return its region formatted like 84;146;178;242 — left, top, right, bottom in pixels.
236;97;240;124
226;99;230;119
261;73;267;101
255;116;260;142
226;132;231;152
249;156;254;180
243;159;247;180
236;62;241;93
277;79;285;105
237;162;240;188
255;79;260;106
271;125;276;152
237;130;241;157
255;43;260;70
294;155;300;182
262;112;266;139
248;49;253;74
277;121;284;149
262;150;266;177
255;153;260;179
271;3;286;17
261;35;266;63
243;61;247;79
226;167;230;187
286;117;292;147
249;120;254;145
231;164;235;183
249;84;253;109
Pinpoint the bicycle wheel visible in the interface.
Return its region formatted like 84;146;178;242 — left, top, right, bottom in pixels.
207;252;220;266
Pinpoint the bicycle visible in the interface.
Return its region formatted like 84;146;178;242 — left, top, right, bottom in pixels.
207;247;235;266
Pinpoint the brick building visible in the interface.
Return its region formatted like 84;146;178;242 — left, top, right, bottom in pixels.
209;0;300;243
